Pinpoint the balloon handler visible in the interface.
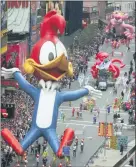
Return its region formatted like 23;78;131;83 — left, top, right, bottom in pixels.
1;10;102;158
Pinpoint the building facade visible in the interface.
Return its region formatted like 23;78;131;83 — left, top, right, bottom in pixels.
83;1;99;24
114;1;135;16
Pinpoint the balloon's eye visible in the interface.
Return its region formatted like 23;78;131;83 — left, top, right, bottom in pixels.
48;52;54;61
39;41;56;64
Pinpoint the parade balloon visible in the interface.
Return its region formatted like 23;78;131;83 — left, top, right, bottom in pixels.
91;52;125;79
1;10;102;158
105;11;134;40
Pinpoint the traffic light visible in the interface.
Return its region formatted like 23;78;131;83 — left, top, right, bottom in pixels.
98;122;113;137
98;122;105;136
107;123;113;137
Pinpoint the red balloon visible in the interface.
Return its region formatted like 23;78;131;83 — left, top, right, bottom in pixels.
111;59;125;68
112;65;120;78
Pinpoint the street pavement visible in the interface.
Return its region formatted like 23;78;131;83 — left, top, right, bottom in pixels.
122;152;135;167
90;139;135;167
12;40;135;167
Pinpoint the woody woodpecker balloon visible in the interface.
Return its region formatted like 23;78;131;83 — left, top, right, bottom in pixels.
1;10;102;158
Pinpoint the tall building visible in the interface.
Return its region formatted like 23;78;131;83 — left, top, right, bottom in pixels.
114;1;135;16
65;1;83;35
83;1;99;24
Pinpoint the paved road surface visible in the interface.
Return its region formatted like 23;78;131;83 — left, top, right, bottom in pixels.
11;40;135;167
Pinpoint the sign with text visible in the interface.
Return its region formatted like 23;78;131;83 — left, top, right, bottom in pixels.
1;80;19;88
7;1;29;8
30;1;39;49
45;0;65;15
1;40;28;73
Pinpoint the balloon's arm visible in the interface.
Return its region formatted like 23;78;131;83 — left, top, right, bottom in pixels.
14;72;37;99
123;24;134;33
106;22;112;31
60;89;89;102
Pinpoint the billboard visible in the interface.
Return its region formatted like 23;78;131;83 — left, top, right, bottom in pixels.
1;80;19;88
7;1;29;8
45;0;65;16
1;1;8;55
30;1;39;49
1;40;28;73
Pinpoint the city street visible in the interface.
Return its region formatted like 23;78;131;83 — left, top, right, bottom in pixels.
12;40;135;167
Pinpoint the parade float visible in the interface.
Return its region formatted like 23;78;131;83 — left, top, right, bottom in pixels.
90;52;125;90
82;96;96;110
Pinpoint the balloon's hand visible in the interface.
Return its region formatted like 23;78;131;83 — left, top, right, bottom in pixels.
124;31;133;39
84;85;102;99
1;67;20;79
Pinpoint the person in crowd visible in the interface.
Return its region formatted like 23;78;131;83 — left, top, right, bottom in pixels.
72;107;75;117
38;143;41;154
75;136;78;148
73;144;77;157
42;140;47;153
36;154;40;167
42;157;47;167
120;144;124;155
80;139;84;153
107;104;112;114
121;91;124;99
31;144;34;154
129;158;134;166
93;114;97;124
62;112;65;122
76;108;79;118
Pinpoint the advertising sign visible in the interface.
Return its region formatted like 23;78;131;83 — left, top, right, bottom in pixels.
1;1;8;55
1;40;28;73
1;80;19;88
1;103;15;119
7;1;29;8
30;1;38;49
45;0;65;15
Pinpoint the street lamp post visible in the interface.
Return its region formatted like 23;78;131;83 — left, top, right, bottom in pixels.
103;103;108;160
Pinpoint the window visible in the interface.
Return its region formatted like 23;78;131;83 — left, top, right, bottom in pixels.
92;6;98;12
128;3;131;10
107;2;113;7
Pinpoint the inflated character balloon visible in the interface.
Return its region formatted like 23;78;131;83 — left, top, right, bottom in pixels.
1;10;102;158
91;52;125;79
110;39;123;57
105;11;134;43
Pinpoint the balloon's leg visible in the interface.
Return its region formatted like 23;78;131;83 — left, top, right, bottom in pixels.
1;128;24;155
57;128;75;158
